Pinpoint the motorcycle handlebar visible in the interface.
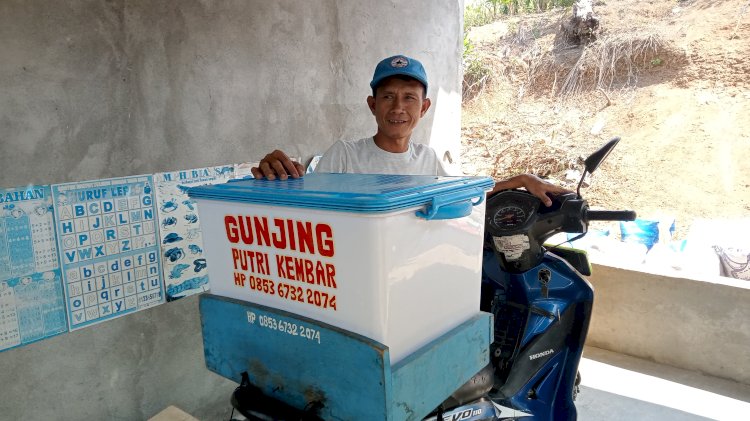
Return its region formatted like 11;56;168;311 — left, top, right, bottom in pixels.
585;209;637;221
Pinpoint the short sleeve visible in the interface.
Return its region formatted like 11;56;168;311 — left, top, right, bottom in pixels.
314;141;347;173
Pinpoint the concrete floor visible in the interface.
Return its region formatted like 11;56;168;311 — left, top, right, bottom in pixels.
577;347;750;421
161;346;750;420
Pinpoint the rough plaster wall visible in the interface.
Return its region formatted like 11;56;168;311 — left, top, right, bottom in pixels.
0;0;349;185
0;0;463;187
0;0;463;418
0;295;233;420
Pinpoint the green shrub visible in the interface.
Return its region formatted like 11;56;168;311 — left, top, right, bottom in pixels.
465;3;494;30
462;36;493;101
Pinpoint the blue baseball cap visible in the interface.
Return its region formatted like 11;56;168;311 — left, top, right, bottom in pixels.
370;55;428;95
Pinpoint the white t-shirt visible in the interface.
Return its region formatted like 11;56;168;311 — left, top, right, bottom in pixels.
315;137;453;176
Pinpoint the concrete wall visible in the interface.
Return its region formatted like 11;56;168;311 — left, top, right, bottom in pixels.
0;1;464;418
0;294;233;420
0;0;464;187
586;263;750;385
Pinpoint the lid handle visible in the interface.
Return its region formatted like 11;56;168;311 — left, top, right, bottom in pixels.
415;188;486;220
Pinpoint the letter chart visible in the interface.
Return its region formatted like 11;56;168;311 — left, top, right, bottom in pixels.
52;176;164;330
0;185;67;351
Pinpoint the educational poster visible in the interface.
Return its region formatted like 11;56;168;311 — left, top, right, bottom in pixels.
234;161;260;179
0;185;67;351
52;176;164;330
154;165;236;301
234;159;300;180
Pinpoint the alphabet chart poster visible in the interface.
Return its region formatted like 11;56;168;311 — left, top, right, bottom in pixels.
0;185;67;352
154;165;235;301
52;176;164;330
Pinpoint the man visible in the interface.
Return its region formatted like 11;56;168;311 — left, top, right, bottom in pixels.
251;54;566;206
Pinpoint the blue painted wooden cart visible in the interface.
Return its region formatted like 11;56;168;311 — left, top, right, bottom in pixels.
200;294;492;420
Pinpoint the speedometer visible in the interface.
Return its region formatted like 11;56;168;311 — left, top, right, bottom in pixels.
492;206;527;229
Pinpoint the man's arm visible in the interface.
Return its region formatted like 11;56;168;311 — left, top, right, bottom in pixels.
490;174;570;207
250;150;305;180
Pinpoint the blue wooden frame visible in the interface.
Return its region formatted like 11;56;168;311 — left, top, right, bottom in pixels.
200;294;492;420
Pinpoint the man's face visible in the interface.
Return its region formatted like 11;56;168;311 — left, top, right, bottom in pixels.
367;77;431;143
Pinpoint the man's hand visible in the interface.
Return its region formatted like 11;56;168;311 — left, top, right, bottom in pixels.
491;174;571;207
521;174;571;206
250;150;305;180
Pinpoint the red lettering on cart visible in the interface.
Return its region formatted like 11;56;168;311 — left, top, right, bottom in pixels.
231;248;270;275
272;219;287;248
254;216;271;246
234;272;246;287
297;221;314;254
276;282;337;311
316;224;334;258
225;215;241;243
224;215;335;257
286;219;297;251
275;255;337;289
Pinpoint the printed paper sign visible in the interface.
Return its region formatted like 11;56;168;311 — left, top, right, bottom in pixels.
154;165;235;301
52;176;164;330
234;160;298;180
0;185;67;351
234;162;258;180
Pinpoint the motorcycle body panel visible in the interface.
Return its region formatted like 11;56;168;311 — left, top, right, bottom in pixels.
472;250;593;420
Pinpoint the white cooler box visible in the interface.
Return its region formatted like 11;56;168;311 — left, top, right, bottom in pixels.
189;173;493;363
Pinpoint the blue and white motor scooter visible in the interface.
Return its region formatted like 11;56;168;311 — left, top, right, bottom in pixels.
422;137;636;421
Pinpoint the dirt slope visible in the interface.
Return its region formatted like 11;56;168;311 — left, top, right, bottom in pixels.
461;0;750;239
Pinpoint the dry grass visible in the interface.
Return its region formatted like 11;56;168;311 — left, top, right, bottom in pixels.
462;112;584;185
462;0;750;239
465;6;688;100
461;10;687;186
528;31;678;98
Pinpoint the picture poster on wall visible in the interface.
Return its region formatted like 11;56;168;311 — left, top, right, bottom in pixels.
52;176;164;330
0;185;67;351
154;165;237;301
233;162;260;179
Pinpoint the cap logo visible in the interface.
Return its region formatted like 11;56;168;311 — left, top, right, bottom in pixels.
391;56;409;68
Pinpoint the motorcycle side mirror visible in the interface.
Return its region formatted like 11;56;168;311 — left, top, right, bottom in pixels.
577;136;621;197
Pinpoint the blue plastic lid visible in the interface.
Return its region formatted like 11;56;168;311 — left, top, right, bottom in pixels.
188;173;494;218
